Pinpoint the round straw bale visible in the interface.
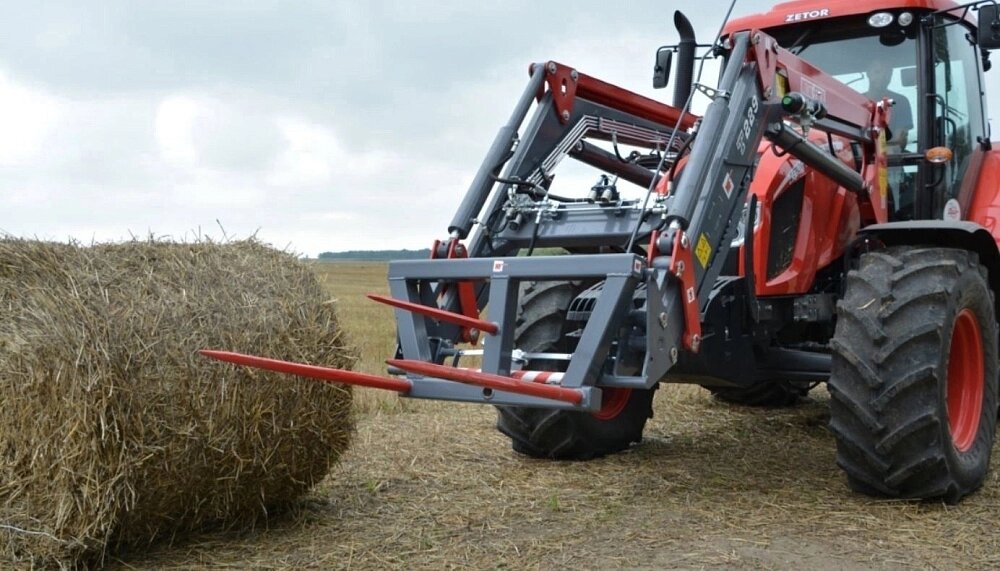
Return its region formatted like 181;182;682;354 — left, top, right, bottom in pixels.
0;238;354;569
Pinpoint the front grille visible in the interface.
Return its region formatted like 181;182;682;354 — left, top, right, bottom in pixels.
766;179;804;280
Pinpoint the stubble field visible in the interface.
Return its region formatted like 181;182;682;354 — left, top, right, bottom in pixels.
113;261;1000;570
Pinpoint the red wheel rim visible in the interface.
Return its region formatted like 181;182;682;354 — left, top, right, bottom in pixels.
947;309;984;452
592;387;631;420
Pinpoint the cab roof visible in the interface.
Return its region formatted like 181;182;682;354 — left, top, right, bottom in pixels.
723;0;975;35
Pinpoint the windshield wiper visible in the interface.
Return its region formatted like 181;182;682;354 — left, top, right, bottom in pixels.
788;25;817;55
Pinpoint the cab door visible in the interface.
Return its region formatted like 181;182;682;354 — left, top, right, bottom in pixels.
922;15;989;219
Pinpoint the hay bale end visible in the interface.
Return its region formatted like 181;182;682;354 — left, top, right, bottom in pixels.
0;239;354;568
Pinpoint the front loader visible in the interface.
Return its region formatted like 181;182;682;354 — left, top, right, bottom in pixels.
205;0;1000;503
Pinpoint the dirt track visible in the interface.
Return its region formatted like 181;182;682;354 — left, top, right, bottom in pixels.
114;387;1000;570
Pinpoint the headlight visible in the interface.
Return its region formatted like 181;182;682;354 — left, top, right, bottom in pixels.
868;12;894;28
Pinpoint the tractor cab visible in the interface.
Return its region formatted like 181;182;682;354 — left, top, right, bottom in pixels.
723;0;989;222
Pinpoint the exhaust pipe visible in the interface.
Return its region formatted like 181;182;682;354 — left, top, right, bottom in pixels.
672;11;697;109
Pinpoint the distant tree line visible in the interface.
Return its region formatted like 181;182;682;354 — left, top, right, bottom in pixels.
316;249;432;261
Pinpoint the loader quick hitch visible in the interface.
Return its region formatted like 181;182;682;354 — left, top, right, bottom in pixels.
663;226;702;353
431;237;481;343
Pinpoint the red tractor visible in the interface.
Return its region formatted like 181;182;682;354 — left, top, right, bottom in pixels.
205;0;1000;503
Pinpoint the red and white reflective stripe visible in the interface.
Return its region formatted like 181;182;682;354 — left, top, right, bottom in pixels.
390;359;583;405
511;370;564;384
463;368;565;385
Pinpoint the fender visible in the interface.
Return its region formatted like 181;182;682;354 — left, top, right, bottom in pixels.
858;221;1000;321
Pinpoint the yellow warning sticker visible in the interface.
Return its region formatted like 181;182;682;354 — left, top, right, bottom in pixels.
775;72;789;98
695;233;712;269
877;130;888;201
879;165;888;200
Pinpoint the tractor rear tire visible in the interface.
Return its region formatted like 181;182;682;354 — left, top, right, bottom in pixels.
829;247;998;503
496;281;656;460
709;380;810;407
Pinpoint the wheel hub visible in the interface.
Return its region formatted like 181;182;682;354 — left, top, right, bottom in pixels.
947;308;984;452
592;387;632;420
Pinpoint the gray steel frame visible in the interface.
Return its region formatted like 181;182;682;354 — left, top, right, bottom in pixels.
389;254;645;411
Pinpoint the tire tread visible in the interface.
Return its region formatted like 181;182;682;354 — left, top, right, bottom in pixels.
829;247;998;502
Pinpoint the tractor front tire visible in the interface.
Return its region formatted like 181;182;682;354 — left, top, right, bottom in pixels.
496;281;656;460
709;380;810;407
829;247;998;503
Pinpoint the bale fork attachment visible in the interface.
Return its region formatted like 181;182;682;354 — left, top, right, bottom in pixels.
201;30;888;416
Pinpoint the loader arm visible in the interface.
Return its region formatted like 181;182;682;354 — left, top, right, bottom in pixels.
646;29;890;375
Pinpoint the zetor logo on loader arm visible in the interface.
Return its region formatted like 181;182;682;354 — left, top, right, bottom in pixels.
786;8;830;22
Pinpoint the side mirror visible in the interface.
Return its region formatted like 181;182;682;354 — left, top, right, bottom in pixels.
978;5;1000;49
653;48;673;89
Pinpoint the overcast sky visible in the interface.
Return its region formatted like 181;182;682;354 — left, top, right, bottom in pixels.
2;1;999;256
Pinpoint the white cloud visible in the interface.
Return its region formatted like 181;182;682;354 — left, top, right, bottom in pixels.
155;95;201;166
0;71;63;166
300;211;359;222
268;118;337;187
170;181;267;208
